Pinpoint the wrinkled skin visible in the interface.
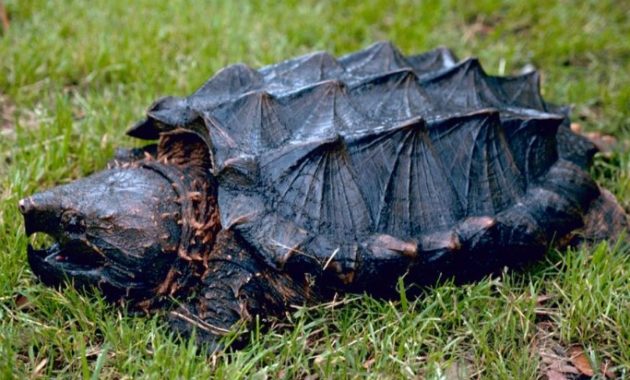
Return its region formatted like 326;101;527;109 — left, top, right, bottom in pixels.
21;166;182;299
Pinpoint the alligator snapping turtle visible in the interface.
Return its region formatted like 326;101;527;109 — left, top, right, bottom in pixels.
19;42;628;346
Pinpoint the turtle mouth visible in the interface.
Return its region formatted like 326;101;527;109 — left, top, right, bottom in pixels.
28;234;107;270
26;231;107;286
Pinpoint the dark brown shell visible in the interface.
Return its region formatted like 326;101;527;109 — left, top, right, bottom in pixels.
128;42;602;289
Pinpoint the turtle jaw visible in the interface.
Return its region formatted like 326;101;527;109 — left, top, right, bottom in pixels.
20;190;172;300
19;138;218;302
21;195;109;289
26;237;142;300
18;166;185;300
26;240;106;289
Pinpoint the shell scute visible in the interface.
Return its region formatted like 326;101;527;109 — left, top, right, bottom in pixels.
131;42;603;278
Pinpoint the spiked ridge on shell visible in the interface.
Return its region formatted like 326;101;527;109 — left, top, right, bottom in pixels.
125;41;612;291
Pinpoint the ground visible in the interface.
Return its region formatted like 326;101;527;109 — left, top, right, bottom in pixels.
0;0;629;378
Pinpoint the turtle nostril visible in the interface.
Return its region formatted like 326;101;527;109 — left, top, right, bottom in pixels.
18;198;30;215
20;193;63;236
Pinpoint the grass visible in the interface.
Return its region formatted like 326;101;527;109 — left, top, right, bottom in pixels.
0;0;629;378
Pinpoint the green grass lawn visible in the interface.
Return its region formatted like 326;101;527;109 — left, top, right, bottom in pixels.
1;0;629;378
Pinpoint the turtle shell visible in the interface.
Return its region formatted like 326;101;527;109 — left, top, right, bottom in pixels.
128;42;600;290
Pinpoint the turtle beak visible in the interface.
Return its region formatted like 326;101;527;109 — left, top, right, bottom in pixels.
20;191;63;237
18;167;186;300
20;191;67;287
19;189;105;288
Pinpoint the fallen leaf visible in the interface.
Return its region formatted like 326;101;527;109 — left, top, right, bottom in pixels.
362;357;375;369
0;1;9;33
568;346;594;377
14;293;32;310
545;369;567;380
313;355;325;366
32;358;48;378
570;123;582;133
534;322;581;379
546;369;568;380
585;131;618;154
536;294;552;305
548;361;579;375
462;16;496;42
601;360;616;379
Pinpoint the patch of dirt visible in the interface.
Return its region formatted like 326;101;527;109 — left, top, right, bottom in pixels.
461;15;501;42
0;93;16;137
1;93;42;139
532;321;616;380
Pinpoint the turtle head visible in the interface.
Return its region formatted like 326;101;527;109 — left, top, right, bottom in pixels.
20;166;183;299
20;132;218;302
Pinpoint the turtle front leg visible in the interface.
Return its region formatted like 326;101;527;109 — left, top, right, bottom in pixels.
168;230;315;349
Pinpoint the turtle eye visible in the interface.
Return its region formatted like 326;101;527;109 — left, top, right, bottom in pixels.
61;211;85;234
